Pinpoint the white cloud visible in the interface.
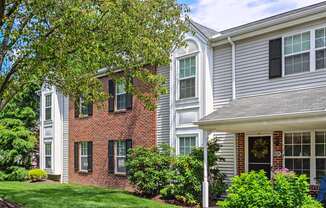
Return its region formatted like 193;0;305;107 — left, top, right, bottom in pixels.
188;0;325;31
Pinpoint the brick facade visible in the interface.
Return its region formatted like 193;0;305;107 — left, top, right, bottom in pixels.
236;131;284;175
68;76;156;188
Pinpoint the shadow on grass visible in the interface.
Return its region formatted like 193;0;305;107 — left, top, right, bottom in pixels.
0;183;174;208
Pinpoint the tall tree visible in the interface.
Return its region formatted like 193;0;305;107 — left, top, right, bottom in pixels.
0;0;188;110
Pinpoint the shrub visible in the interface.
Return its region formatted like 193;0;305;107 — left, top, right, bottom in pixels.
218;170;322;208
126;146;175;196
5;166;28;181
0;171;7;181
28;169;48;182
218;171;275;208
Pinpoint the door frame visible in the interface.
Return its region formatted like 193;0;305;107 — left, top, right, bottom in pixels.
245;134;273;174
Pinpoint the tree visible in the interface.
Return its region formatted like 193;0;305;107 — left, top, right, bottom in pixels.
0;0;188;110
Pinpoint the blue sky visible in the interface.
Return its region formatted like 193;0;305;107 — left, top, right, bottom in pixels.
177;0;325;30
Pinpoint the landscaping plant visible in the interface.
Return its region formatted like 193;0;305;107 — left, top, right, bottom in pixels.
28;169;48;182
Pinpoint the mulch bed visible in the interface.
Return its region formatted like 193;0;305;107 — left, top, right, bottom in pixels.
0;199;21;208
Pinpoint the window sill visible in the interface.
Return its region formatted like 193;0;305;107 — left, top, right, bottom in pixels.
78;170;89;174
78;114;90;119
114;172;127;177
114;109;127;114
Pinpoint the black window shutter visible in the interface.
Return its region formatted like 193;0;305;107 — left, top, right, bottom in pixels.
87;141;93;172
74;100;80;118
125;139;132;174
87;102;93;116
108;140;115;174
108;80;115;112
269;38;282;79
74;142;79;172
125;94;133;110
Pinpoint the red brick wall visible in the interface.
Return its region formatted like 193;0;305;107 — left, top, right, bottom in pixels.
237;133;245;175
68;76;156;188
272;131;283;170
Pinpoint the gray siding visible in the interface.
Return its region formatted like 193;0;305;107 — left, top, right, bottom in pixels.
62;96;69;183
157;66;170;146
235;21;326;98
212;45;236;182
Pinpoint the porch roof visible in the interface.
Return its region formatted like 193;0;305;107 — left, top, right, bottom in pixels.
196;86;326;132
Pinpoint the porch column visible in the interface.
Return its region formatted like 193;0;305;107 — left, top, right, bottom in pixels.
272;131;283;170
237;133;245;175
202;135;209;208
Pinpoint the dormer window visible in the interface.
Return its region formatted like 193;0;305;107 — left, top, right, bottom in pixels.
179;56;196;99
45;94;52;121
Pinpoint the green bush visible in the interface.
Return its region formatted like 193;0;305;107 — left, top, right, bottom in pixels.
218;170;322;208
28;169;48;182
5;166;28;181
126;146;175;196
0;171;7;181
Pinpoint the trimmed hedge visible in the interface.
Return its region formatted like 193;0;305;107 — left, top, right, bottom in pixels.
28;169;48;182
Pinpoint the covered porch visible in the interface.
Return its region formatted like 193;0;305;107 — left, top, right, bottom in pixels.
197;87;326;206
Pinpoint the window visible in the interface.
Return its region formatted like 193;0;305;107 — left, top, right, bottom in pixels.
80;142;89;171
45;94;52;121
179;56;196;99
44;142;52;169
284;132;311;177
179;136;196;155
315;28;326;70
316;131;326;180
284;32;310;75
79;97;90;116
115;141;126;174
116;80;127;110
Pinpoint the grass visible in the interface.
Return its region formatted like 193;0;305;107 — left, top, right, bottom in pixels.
0;182;177;208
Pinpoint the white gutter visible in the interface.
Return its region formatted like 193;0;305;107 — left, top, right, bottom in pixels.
228;37;236;100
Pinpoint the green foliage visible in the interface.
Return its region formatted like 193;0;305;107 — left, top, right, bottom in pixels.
28;169;48;182
5;167;28;181
218;171;322;208
126;147;175;196
0;171;6;181
0;0;189;111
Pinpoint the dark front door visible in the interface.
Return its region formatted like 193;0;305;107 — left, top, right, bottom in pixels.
248;136;271;178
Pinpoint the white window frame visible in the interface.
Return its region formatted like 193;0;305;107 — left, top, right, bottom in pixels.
282;130;326;185
115;80;127;111
314;26;326;71
282;31;313;76
176;134;198;155
44;141;53;170
79;97;89;117
79;142;89;172
176;53;198;100
114;140;126;175
44;93;52;121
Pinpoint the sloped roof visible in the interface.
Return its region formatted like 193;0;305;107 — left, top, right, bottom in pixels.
188;19;219;39
197;86;326;125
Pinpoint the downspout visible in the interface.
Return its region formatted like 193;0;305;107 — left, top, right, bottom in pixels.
228;37;236;100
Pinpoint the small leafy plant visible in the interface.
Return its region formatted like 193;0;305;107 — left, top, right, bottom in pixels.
28;169;48;182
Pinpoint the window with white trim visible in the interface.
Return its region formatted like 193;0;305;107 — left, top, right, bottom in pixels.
116;80;127;110
45;94;52;121
79;97;89;116
179;56;196;99
80;142;89;171
284;132;311;177
44;142;52;169
115;141;126;174
284;32;311;75
315;131;326;180
179;136;196;155
315;28;326;70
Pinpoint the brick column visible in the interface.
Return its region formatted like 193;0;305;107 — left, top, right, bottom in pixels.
273;131;283;170
237;133;245;175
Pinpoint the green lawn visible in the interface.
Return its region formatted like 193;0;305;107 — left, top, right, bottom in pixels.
0;182;177;208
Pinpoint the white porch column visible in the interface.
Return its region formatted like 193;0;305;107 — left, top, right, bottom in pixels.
203;135;209;208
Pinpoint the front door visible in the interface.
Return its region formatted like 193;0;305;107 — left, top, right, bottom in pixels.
248;136;271;178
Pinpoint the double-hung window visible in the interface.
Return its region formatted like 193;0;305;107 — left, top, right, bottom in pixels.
315;131;326;180
179;56;196;99
284;132;311;177
116;80;127;110
284;32;311;75
115;141;126;174
44;142;52;169
178;136;197;155
80;97;90;116
80;142;89;171
45;94;52;121
315;28;326;70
